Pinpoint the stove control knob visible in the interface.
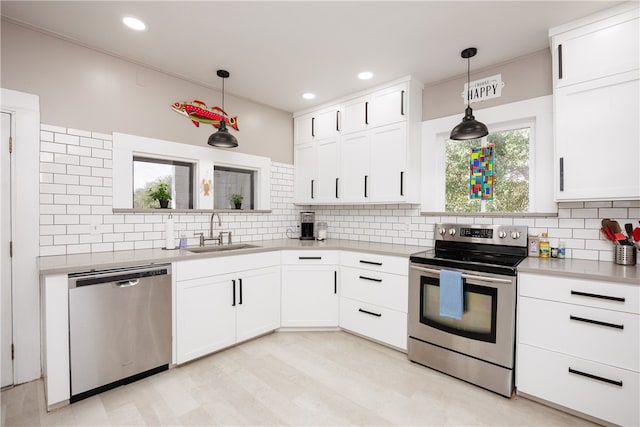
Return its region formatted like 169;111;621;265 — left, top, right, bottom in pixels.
438;227;446;236
448;228;456;236
511;231;521;239
498;231;507;239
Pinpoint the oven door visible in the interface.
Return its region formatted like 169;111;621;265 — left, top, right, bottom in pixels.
408;264;516;368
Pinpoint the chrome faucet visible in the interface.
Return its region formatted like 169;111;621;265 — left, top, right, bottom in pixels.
210;212;222;238
195;212;224;246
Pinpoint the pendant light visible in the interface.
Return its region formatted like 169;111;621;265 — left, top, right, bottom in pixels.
208;69;238;148
450;47;488;140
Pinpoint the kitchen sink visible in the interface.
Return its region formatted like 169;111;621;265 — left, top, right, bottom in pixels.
186;243;260;253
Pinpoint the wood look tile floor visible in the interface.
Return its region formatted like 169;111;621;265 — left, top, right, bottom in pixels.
1;331;596;426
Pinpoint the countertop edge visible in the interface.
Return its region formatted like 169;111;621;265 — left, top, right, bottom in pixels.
517;258;640;285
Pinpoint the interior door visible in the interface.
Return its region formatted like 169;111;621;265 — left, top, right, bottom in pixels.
1;111;13;388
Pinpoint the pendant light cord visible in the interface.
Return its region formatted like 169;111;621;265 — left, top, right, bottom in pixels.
222;77;225;111
466;56;470;105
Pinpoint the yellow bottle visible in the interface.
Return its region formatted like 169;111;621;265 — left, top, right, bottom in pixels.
539;232;550;258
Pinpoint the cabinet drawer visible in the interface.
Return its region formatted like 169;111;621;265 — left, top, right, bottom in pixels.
519;273;640;314
175;251;280;281
340;297;407;351
281;250;339;265
340;251;408;275
340;266;408;313
517;344;639;427
519;296;639;371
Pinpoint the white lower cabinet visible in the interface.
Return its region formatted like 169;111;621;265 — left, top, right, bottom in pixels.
175;253;280;364
281;251;339;327
517;272;640;426
339;252;409;351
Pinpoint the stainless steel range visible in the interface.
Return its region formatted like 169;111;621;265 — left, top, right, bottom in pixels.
408;223;528;397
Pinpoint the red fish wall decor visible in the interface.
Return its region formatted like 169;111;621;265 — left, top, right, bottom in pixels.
171;99;239;130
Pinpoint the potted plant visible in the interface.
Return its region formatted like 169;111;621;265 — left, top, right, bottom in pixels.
230;193;243;209
148;182;172;208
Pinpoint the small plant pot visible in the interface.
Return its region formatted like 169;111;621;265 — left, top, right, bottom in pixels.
234;202;242;209
159;200;169;209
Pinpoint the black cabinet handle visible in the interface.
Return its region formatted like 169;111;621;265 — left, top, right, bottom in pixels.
359;275;382;283
365;102;369;125
364;175;368;198
558;44;563;79
400;171;404;196
571;290;625;303
299;256;322;260
335;178;339;199
400;90;405;115
334;271;337;294
311;179;315;199
239;278;243;305
358;308;382;317
232;279;236;306
336;110;340;131
559;157;564;192
568;367;622;387
570;315;623;330
359;260;382;266
311;117;315;137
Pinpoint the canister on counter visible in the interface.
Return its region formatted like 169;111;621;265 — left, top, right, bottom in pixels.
528;235;539;257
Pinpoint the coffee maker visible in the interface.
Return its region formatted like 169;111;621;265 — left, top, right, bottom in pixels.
300;211;315;240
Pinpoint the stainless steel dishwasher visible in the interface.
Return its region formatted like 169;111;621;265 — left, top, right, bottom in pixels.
68;264;172;402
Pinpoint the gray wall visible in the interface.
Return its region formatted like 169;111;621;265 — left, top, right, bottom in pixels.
423;49;552;120
1;21;294;164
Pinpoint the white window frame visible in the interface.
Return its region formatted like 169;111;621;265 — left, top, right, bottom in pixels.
421;95;556;214
113;133;271;210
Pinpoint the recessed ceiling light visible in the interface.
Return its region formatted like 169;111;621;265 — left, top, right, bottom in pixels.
302;93;316;100
122;16;146;31
358;71;374;80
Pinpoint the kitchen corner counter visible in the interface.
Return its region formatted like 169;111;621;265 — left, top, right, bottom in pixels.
38;239;429;275
518;257;640;285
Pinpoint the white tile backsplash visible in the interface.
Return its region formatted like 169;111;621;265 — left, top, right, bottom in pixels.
39;124;640;261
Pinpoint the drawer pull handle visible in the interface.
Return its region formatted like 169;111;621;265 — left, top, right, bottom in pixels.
299;256;322;260
571;290;625;303
568;367;622;387
358;308;382;317
334;270;337;294
359;275;382;283
569;315;623;330
359;260;382;266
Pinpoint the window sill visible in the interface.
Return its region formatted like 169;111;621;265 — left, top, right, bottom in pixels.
112;208;272;214
420;211;558;218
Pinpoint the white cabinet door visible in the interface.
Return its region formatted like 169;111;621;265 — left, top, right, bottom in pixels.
316;136;341;202
555;71;640;200
314;105;340;140
369;123;407;202
281;265;338;327
294;142;317;203
369;83;407;127
294;114;314;145
176;273;236;364
341;95;369;134
553;12;639;88
340;132;370;203
236;266;281;343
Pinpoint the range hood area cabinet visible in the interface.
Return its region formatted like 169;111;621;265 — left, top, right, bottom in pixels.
551;3;639;201
293;77;423;205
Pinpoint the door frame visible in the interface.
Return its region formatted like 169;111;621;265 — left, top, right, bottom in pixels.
1;111;14;388
1;88;41;384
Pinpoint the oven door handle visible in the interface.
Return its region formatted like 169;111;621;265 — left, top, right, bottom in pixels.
409;265;513;284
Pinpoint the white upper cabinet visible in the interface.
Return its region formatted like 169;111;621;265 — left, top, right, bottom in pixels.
550;3;640;201
293;76;423;205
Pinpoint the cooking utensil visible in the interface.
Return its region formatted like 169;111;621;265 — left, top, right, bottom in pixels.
625;223;634;240
633;227;640;242
603;219;629;244
601;227;618;244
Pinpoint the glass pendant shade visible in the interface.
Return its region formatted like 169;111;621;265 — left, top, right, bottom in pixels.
450;47;488;141
208;69;238;148
208;120;238;147
450;106;489;140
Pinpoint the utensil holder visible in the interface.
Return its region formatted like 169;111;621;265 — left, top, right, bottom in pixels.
615;244;637;265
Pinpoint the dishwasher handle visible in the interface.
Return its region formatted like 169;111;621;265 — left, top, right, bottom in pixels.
113;279;140;288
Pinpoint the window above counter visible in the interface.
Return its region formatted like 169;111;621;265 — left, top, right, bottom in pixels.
112;132;271;211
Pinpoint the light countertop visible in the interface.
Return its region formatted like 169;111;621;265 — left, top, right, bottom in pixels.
38;239;428;275
518;257;640;285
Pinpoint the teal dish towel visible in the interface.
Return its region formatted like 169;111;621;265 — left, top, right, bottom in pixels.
439;269;463;320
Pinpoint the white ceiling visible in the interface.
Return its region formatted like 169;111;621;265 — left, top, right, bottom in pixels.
1;1;620;113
